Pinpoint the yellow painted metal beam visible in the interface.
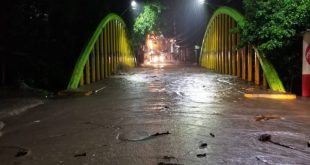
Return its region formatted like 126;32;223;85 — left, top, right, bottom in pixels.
255;50;260;85
91;50;96;83
86;60;90;84
100;33;105;80
247;45;253;82
80;71;84;86
236;33;241;77
96;41;100;81
104;27;109;78
232;20;236;76
68;13;136;89
242;48;246;80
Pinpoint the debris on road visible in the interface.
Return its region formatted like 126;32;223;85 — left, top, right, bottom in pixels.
255;115;282;121
117;131;171;141
15;150;28;157
258;134;271;142
94;87;106;94
58;90;92;97
210;133;215;138
14;147;30;157
163;156;176;160
0;121;4;137
196;153;207;158
152;131;170;137
0;121;4;130
258;134;295;150
158;162;183;165
83;121;108;128
164;106;169;109
74;152;86;157
199;143;208;149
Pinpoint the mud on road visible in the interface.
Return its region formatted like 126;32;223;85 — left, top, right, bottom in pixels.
0;65;310;164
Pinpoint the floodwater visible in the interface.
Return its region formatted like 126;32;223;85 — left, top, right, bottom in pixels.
0;64;310;165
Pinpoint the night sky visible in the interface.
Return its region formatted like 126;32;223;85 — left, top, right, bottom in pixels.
122;0;243;47
0;0;242;89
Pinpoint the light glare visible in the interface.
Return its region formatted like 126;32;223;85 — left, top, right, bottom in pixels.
198;0;205;5
131;1;137;8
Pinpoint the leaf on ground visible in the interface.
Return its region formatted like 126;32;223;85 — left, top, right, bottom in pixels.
74;152;86;157
152;131;170;137
15;149;28;157
258;134;271;142
196;153;207;158
163;156;176;160
158;162;183;165
255;115;282;121
199;143;208;149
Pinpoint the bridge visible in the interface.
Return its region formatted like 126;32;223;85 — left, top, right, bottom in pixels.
66;7;286;95
1;6;309;165
63;5;298;98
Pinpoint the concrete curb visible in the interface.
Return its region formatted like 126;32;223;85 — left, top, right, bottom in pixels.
244;93;297;100
57;90;93;97
58;86;106;97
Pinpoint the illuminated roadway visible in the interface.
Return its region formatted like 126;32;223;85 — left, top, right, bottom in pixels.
0;64;310;164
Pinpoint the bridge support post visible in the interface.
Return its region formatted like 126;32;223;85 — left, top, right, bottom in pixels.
254;50;260;85
247;46;253;82
236;34;241;77
80;72;84;86
215;17;219;71
96;41;101;81
242;48;246;80
104;28;109;78
228;16;232;75
231;20;236;76
86;60;90;85
108;23;112;77
224;15;228;75
91;51;96;83
100;33;105;80
221;15;225;74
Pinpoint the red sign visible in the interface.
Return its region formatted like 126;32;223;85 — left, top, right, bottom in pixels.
306;44;310;65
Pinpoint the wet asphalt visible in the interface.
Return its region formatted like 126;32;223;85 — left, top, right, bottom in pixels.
0;64;310;165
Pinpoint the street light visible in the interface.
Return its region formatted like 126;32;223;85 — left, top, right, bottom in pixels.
121;0;138;16
198;0;205;5
131;0;137;9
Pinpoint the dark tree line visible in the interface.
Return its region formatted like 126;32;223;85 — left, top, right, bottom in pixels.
241;0;310;94
0;0;129;91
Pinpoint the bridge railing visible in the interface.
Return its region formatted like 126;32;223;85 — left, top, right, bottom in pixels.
200;7;285;92
67;14;136;89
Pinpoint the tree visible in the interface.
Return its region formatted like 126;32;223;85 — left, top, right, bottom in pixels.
241;0;310;53
241;0;310;93
132;2;163;49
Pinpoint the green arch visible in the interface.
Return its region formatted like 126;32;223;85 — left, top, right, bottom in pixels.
200;6;285;92
67;13;130;89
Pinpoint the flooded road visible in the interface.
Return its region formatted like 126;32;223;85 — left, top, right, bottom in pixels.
0;64;310;164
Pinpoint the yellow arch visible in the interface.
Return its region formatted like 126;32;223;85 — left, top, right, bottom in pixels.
67;13;135;89
200;7;285;92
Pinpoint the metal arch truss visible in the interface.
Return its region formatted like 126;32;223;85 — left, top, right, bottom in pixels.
67;13;136;89
200;7;285;92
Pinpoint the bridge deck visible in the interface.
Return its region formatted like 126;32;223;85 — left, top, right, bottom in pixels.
0;64;310;164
